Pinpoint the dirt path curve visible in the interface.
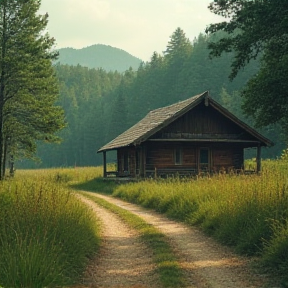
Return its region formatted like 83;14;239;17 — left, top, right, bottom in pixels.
78;196;161;288
82;192;272;288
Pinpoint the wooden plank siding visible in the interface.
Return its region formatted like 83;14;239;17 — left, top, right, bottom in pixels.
152;103;254;141
117;148;136;177
144;142;244;176
212;147;243;173
115;144;245;177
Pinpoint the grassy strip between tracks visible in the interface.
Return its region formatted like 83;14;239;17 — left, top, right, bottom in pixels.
81;192;187;288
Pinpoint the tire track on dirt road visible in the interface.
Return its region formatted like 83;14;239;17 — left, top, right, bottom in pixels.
83;192;274;288
78;196;161;288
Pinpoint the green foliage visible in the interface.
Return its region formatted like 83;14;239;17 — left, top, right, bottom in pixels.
281;148;288;161
262;220;288;286
0;0;65;178
0;175;100;287
32;64;123;168
206;0;288;137
106;68;136;140
164;28;193;102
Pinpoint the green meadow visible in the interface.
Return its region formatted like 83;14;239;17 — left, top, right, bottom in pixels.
1;161;288;286
0;168;102;288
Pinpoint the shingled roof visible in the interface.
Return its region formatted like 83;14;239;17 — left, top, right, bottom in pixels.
98;91;273;152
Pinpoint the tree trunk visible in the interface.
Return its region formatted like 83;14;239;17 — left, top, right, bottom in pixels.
9;154;14;177
2;137;7;178
0;4;7;180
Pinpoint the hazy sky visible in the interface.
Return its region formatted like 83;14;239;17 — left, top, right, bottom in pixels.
40;0;224;62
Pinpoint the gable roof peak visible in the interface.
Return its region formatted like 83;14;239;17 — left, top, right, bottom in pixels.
98;91;209;152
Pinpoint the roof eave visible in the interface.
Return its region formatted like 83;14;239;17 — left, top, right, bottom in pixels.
97;142;135;153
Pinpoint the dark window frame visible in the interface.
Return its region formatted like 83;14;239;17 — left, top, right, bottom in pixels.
199;147;209;171
174;147;183;165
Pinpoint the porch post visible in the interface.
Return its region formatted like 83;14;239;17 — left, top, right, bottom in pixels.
256;144;261;173
103;151;107;178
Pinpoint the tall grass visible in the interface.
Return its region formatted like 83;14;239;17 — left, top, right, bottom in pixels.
16;166;103;184
6;163;288;286
112;160;288;285
0;172;101;288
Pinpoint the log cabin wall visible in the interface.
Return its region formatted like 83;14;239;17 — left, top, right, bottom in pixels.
117;147;136;177
232;147;244;170
145;142;244;175
129;148;136;177
145;142;198;173
211;145;244;172
212;148;233;172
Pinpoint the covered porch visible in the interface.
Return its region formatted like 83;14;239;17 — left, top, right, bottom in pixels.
101;142;263;179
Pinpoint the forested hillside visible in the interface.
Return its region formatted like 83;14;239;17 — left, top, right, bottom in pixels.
57;44;142;72
20;29;285;168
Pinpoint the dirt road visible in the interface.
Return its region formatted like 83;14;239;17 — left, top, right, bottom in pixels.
79;196;161;288
78;192;277;288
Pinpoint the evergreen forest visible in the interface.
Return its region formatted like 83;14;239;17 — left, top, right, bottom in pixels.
21;28;286;168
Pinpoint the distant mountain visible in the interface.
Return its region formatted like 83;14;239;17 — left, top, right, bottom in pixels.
56;44;142;72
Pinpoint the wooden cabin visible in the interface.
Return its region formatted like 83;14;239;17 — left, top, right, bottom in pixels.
97;91;273;178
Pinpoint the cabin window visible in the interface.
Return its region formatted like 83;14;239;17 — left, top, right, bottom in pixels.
199;148;209;171
174;148;182;165
200;148;209;164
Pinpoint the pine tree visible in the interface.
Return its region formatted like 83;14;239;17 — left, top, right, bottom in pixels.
163;28;193;101
0;0;65;178
164;27;192;58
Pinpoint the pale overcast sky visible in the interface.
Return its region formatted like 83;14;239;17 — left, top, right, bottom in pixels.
40;0;224;62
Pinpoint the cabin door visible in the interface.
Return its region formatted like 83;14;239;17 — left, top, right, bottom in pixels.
199;148;210;172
